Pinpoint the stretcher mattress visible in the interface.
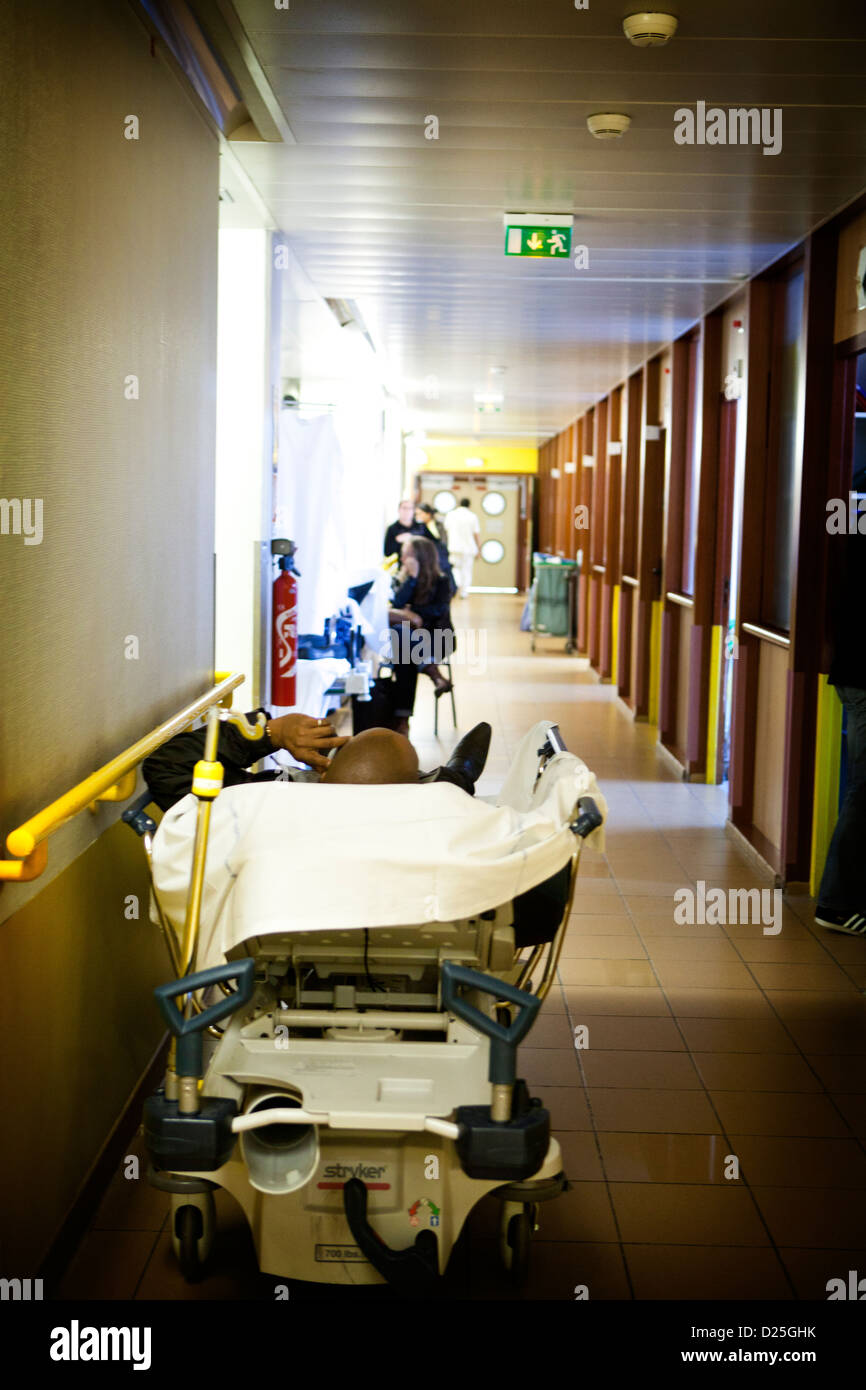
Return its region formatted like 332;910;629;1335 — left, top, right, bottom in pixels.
150;721;606;970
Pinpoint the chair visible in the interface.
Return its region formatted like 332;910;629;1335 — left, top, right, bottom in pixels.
433;657;457;737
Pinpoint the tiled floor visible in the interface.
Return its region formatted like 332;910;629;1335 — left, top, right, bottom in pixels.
57;594;866;1301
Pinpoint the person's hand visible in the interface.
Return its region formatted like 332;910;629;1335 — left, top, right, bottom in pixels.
267;714;348;771
396;531;414;544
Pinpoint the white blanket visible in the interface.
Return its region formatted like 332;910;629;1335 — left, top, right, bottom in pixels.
150;722;606;970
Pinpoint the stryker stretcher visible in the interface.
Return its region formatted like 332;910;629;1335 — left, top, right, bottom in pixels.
128;717;606;1293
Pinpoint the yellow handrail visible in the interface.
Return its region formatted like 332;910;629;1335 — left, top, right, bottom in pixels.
0;671;244;882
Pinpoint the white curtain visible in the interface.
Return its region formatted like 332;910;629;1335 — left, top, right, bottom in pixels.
274;410;349;635
274;397;396;645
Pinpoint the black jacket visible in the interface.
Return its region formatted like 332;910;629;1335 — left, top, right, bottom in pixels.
384;519;432;558
143;709;279;812
828;528;866;690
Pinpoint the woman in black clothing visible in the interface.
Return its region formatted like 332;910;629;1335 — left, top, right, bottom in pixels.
387;536;455;735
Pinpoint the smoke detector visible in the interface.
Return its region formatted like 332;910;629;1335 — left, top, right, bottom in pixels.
586;113;631;139
623;13;678;47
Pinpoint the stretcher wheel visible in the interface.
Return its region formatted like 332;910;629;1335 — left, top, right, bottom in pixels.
172;1191;215;1283
499;1201;536;1288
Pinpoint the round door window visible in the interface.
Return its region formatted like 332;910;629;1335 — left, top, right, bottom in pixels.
481;539;505;564
481;491;506;516
433;490;457;512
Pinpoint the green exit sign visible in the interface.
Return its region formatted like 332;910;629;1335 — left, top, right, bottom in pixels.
504;214;574;258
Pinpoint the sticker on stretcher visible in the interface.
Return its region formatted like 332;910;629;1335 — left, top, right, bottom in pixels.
409;1197;440;1228
315;1244;368;1263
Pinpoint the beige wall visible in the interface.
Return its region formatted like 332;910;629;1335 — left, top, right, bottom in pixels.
675;607;693;759
0;0;218;908
752;641;789;852
834;209;866;344
0;0;220;1266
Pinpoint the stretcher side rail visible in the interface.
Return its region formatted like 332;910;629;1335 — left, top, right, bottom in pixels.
0;671;243;882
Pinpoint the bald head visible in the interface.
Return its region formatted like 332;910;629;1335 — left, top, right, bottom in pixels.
320;728;419;785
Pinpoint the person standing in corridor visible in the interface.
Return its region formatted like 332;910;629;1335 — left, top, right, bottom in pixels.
416;501;455;595
444;497;481;598
383;498;421;561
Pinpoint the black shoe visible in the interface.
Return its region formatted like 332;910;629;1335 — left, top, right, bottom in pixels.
439;722;492;796
815;905;866;935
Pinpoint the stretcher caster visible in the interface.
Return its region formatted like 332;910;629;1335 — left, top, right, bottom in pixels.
171;1190;215;1283
499;1200;537;1288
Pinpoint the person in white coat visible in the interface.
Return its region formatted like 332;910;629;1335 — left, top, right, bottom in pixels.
443;498;481;597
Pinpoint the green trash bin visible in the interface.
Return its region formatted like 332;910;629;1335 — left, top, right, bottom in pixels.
531;556;578;645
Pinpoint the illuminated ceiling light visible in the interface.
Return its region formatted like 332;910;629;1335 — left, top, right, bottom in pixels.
622;12;678;46
474;390;504;414
586;113;631;139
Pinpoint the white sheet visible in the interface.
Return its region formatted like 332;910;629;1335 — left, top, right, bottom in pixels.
150;722;606;970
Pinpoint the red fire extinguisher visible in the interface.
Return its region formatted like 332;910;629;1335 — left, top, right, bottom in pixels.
271;539;299;707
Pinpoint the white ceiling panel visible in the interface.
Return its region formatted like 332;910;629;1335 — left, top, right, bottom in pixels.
218;0;866;440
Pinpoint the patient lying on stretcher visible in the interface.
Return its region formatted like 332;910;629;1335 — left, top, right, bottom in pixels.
145;713;586;964
142;711;493;811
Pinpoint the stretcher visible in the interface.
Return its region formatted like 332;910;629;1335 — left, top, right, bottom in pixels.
127;717;606;1294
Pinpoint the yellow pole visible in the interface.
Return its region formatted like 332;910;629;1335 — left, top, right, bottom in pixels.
705;625;724;784
648;600;663;727
610;585;621;688
809;677;843;898
180;707;223;976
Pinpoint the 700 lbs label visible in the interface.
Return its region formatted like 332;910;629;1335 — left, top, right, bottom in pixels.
315;1244;368;1263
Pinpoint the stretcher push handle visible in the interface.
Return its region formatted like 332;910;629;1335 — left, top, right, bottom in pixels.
441;962;540;1089
154;959;255;1077
570;795;603;839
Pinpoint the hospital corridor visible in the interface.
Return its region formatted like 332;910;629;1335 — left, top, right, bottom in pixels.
52;597;866;1306
2;0;866;1366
